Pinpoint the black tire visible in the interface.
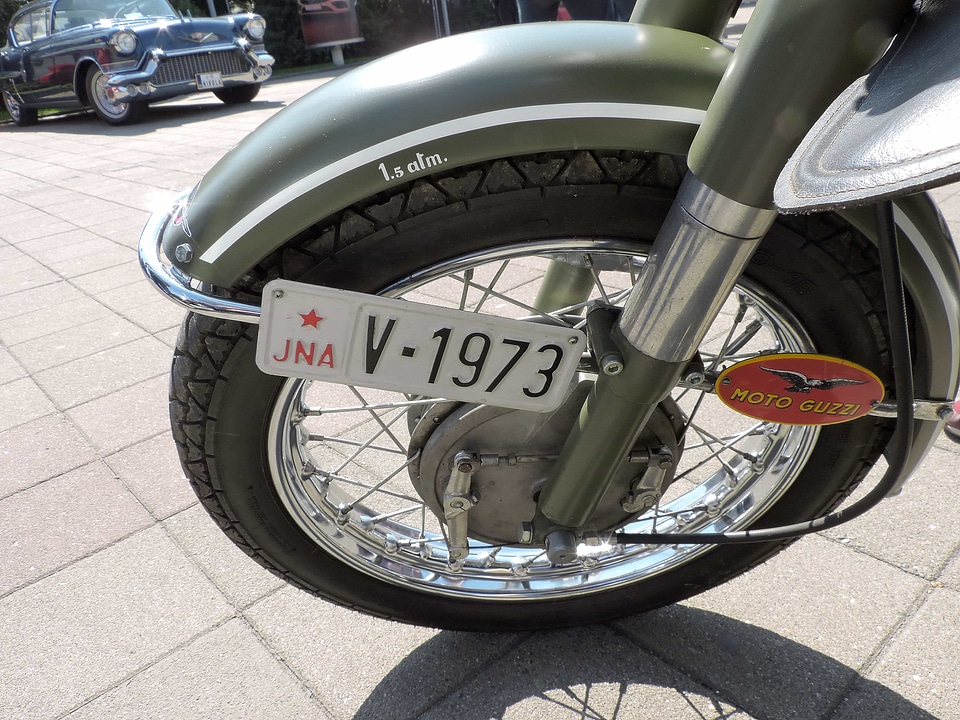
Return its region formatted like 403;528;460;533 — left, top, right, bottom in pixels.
213;84;261;104
3;87;39;127
170;150;898;630
86;67;148;125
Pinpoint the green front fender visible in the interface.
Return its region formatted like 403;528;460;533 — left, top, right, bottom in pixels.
162;22;731;287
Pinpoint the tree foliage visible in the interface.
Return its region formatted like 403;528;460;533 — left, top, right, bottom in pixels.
1;0;27;41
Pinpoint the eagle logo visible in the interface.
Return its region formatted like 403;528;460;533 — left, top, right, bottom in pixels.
171;182;202;239
760;366;867;394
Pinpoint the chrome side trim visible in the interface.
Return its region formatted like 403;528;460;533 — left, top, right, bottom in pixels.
138;202;261;324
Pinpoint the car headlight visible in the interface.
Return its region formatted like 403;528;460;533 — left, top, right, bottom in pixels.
245;16;266;41
111;31;138;55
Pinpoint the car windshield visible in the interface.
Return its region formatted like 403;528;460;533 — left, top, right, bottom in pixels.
53;0;177;27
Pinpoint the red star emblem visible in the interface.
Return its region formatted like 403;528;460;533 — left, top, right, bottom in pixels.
299;309;324;328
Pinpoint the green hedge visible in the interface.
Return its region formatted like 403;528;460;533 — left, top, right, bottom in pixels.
1;0;25;35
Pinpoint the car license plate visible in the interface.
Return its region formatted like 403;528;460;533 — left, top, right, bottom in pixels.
256;280;586;412
196;72;223;90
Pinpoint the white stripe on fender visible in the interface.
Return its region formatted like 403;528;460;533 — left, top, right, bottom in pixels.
199;102;706;263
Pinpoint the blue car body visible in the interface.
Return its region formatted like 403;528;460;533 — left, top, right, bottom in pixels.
1;0;273;125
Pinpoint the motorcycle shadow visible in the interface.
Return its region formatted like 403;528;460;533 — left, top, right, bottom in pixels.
353;605;937;720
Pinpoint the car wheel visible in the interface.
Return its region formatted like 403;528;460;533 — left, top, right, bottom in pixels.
213;84;261;104
3;88;39;127
86;67;147;125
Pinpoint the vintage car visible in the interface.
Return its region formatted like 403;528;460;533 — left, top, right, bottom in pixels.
0;0;273;126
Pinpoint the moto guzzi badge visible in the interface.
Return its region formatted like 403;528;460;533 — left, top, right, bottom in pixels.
715;354;884;425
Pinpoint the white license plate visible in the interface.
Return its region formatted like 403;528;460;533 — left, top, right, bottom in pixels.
196;72;223;90
256;280;586;412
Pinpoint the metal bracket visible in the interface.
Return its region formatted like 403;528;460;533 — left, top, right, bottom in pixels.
868;399;953;422
442;451;479;561
621;446;674;512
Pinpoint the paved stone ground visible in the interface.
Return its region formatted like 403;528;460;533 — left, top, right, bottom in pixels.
3;28;960;720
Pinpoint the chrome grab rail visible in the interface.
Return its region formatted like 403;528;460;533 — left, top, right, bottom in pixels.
137;201;262;325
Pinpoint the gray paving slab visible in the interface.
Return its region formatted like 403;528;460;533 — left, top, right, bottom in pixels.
2;212;78;244
94;278;190;328
0;344;24;384
941;549;960;591
154;325;181;348
2;15;960;717
832;588;960;720
97;295;185;334
0;376;57;432
32;335;170;408
0;460;154;594
65;261;146;296
822;447;960;580
28;237;136;279
105;434;197;519
85;208;153;246
65;374;170;454
0;281;90;322
63;618;332;720
0;526;233;720
163;504;286;607
7;312;146;374
0;249;64;295
245;586;522;719
0;413;98;498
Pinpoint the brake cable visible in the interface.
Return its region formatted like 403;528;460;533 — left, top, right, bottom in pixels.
616;200;915;546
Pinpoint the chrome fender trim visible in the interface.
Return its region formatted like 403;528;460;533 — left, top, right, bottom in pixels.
139;200;261;324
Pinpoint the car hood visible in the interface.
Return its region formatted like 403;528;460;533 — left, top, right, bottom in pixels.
105;16;248;50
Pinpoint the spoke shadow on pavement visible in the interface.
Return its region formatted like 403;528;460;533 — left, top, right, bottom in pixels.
354;606;937;720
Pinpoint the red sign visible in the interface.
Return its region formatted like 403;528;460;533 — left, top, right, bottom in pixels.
715;354;884;426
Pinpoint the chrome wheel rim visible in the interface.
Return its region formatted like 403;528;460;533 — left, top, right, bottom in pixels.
267;240;820;600
3;90;22;122
92;72;128;119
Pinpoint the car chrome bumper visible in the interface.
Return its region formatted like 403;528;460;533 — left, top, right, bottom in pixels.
138;199;262;324
105;44;274;102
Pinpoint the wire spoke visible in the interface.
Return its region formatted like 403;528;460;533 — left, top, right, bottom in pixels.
458;276;569;326
340;453;421;510
316;471;423;504
585;255;613;305
349;386;409;451
671;421;767;483
308;434;408;455
457;267;474;311
472;260;511;313
706;295;750;372
301;397;449;416
331;403;409;475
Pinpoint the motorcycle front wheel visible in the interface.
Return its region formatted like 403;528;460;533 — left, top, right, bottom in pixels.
170;151;898;630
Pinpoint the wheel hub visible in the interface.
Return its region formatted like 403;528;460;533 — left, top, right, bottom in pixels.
411;381;686;545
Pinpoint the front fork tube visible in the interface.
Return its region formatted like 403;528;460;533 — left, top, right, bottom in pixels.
533;175;777;558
